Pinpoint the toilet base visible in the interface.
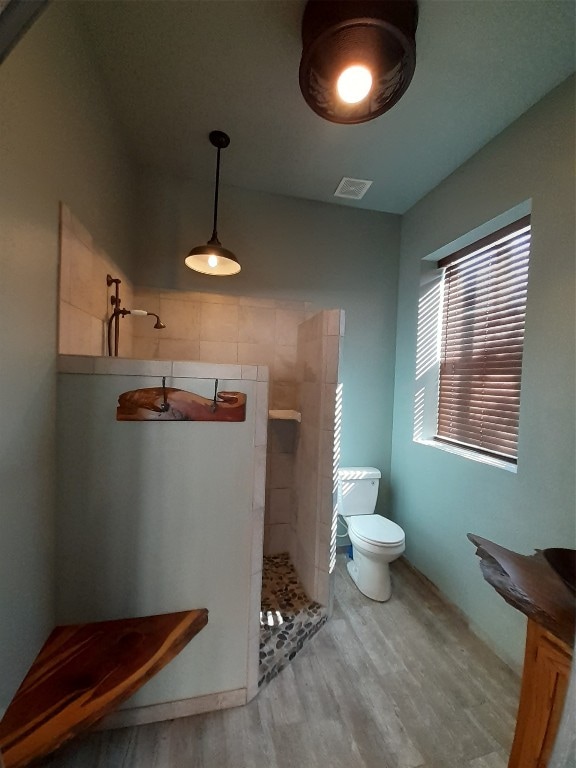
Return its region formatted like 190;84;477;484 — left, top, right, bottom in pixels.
347;553;392;602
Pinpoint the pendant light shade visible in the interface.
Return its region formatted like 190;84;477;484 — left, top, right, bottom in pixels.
185;130;241;276
299;0;418;125
185;242;240;276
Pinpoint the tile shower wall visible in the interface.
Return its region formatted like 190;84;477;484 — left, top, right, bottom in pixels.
59;210;313;381
131;289;311;410
265;420;297;556
292;310;343;606
59;205;134;357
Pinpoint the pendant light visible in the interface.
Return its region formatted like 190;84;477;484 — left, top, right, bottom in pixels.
299;0;419;125
185;130;241;276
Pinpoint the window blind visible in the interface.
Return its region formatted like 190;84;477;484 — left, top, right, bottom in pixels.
436;216;531;461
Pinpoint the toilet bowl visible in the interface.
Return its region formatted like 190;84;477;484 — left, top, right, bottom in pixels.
338;467;405;602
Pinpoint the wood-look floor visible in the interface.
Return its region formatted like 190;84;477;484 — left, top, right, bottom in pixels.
39;556;520;768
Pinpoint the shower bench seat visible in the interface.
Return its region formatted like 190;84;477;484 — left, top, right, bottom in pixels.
0;609;208;768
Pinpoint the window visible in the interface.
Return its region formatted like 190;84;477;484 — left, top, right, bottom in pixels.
435;216;531;462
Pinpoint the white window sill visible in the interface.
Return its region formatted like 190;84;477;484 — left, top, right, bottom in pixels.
414;437;518;473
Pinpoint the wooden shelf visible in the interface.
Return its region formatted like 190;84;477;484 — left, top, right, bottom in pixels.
0;609;208;768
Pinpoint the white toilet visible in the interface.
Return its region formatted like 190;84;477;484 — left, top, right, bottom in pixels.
338;467;405;602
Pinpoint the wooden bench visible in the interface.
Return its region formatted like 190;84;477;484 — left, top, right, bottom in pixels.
0;609;208;768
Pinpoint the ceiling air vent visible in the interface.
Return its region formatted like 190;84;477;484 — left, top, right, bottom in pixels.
334;177;373;200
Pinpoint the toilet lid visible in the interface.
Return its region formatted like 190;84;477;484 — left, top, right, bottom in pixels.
349;516;405;546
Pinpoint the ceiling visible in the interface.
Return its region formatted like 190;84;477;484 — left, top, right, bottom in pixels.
74;0;575;214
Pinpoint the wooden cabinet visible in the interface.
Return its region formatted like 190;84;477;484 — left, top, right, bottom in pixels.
508;619;572;768
467;536;575;768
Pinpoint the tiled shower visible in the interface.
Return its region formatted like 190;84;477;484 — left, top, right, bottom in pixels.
58;204;342;692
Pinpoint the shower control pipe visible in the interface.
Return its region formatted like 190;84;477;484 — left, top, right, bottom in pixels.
106;274;122;357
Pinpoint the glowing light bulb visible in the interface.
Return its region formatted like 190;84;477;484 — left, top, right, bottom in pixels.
207;254;219;269
337;65;372;104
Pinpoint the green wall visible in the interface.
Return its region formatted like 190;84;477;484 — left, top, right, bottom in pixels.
135;172;401;509
390;76;576;669
0;3;134;712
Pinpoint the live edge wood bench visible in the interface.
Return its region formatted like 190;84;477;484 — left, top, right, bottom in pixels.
0;609;208;768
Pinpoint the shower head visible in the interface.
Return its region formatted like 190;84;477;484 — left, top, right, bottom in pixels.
148;313;166;330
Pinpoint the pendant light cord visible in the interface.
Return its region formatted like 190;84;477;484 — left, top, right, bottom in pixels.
211;147;221;243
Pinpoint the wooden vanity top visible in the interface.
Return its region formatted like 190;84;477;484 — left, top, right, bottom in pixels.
468;534;575;646
0;609;208;768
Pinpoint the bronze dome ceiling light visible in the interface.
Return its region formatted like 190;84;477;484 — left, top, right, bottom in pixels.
299;0;419;124
185;130;241;276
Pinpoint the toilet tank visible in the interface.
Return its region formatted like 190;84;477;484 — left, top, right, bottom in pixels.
338;467;381;516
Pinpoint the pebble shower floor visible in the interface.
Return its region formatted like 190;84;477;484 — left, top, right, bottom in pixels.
259;553;328;689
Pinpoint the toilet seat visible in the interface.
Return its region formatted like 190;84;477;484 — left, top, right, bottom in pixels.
348;515;405;547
